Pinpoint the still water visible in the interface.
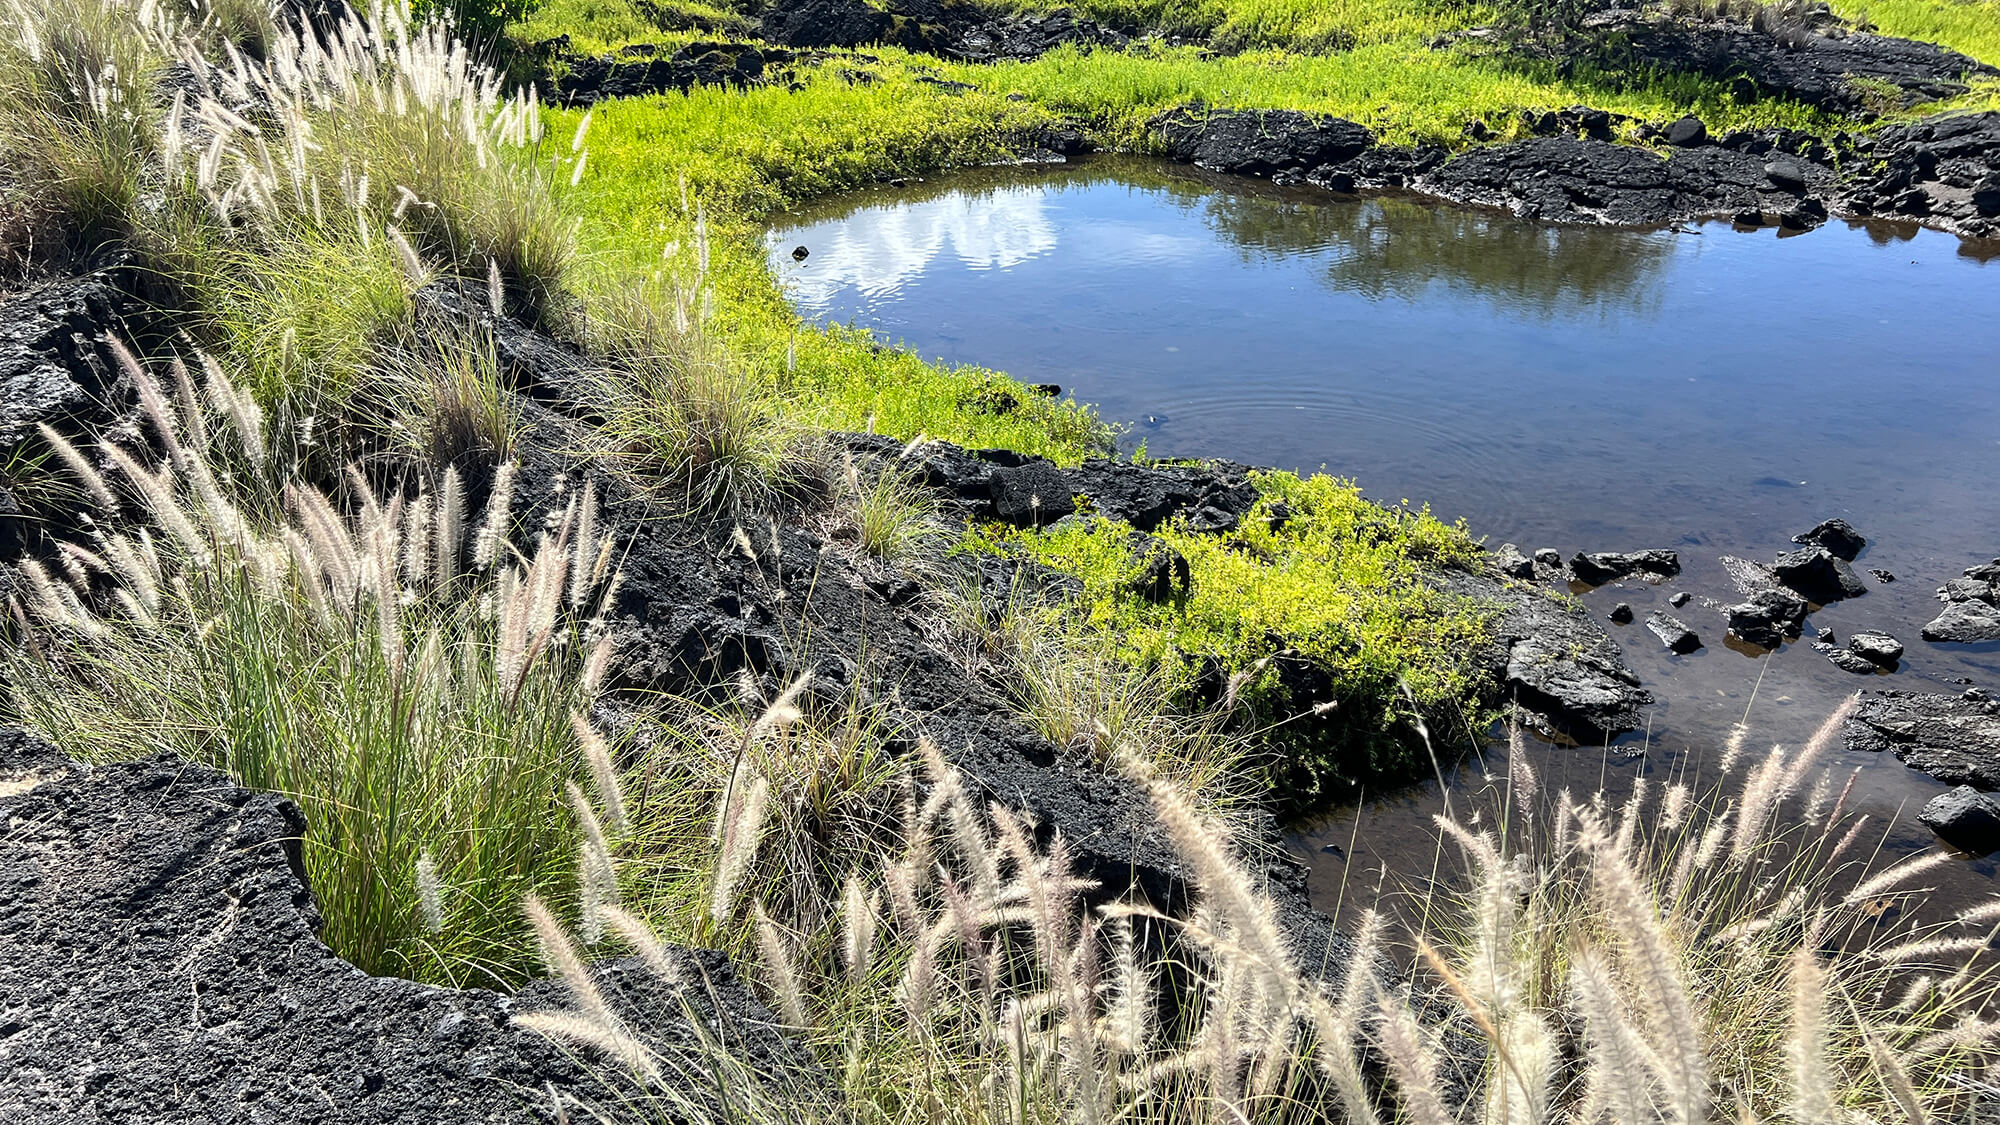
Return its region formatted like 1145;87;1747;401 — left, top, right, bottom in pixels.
767;156;2000;919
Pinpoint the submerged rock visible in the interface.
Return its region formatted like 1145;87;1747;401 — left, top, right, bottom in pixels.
1920;786;2000;854
1645;611;1703;654
1846;689;2000;789
1569;548;1681;585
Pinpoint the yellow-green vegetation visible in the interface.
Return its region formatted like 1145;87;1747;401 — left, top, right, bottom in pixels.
566;69;1111;459
1012;0;1491;51
511;0;752;53
972;473;1492;802
1836;0;2000;65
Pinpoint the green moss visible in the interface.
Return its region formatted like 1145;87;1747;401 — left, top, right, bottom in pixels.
970;472;1494;806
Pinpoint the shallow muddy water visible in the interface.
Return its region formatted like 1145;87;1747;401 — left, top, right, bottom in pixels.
767;157;2000;921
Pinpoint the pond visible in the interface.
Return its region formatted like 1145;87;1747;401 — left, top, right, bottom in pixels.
766;156;2000;920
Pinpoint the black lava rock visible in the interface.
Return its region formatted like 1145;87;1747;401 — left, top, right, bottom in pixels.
1533;547;1562;569
1493;543;1535;580
1792;517;1866;561
1819;643;1881;674
1771;545;1868;605
1669;591;1692;608
1646;611;1703;654
1666;115;1708;147
1126;533;1191;604
1922;558;2000;643
1569;549;1681;586
1609;602;1635;624
1847;689;2000;789
1920;786;2000;854
1154;107;1375;178
1849;631;1905;665
1726;588;1808;648
987;461;1076;526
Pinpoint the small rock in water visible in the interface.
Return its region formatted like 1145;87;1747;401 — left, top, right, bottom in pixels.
1870;568;1897;583
1848;631;1905;666
1669;591;1692;608
1570;549;1681;586
1533;547;1562;570
1609;602;1635;624
1771;545;1868;604
1725;588;1808;648
791;245;810;262
1818;643;1880;674
1819;629;1837;645
1920;786;2000;855
1791;518;1866;561
1925;601;2000;643
1646;611;1702;654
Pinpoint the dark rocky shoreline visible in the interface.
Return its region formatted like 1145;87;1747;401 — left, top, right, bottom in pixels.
1155;105;2000;241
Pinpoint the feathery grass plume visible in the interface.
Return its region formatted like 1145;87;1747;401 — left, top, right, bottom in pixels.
415;852;445;935
899;928;936;1026
1844;851;1956;907
1661;782;1691;832
1375;992;1453;1125
1570;946;1661;1125
1101;915;1153;1057
1582;822;1709;1124
710;760;770;924
573;713;627;836
754;904;809;1028
598;905;683;988
1720;722;1749;772
487;257;504;313
569;782;619;946
1787;946;1836;1122
473;461;516;568
1732;744;1789;867
526;894;615;1022
840;874;875;983
1507;721;1537;811
401;492;432;586
512;1009;660;1084
580;634;614;697
102;441;205;558
1859;1021;1930;1125
568;480;598;610
1870;935;1992;967
434;466;463;589
35;423;118;513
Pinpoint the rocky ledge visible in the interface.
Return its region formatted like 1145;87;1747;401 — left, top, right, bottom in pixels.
1155;106;2000;241
1845;688;2000;790
0;730;818;1123
1579;12;1995;115
1919;558;2000;643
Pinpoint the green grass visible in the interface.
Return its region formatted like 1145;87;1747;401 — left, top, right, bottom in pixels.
564;66;1114;460
969;473;1493;804
510;0;752;53
1011;0;1491;51
1835;0;2000;65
